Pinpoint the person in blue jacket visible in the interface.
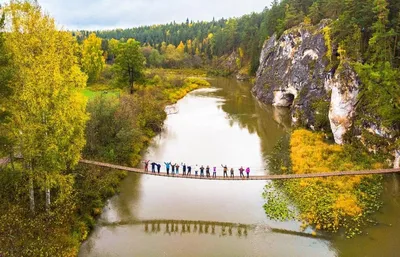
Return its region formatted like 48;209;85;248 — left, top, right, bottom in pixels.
164;162;171;175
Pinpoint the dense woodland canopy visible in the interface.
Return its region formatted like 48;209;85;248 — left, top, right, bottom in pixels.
77;0;400;74
79;0;400;134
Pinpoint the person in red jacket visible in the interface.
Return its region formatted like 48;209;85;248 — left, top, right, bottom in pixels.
143;160;150;172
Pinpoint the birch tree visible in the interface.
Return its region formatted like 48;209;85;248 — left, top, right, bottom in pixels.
82;33;105;83
4;1;88;213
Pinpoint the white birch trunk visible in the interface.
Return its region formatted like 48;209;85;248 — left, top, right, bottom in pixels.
46;174;51;211
29;165;35;214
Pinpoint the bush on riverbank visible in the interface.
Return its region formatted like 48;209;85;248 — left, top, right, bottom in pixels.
264;129;386;237
143;69;210;103
164;77;211;103
84;89;167;166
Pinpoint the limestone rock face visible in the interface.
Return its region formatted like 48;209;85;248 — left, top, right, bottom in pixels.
327;64;359;144
252;22;331;128
253;21;398;165
217;51;239;73
394;150;400;169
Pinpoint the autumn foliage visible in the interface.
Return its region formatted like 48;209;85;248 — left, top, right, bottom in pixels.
265;129;385;237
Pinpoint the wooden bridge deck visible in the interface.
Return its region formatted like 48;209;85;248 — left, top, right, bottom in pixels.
80;159;400;181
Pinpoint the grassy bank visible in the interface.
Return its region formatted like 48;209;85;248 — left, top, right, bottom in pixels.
264;129;387;237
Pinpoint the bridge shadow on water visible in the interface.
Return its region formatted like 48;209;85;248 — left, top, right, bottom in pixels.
99;219;330;240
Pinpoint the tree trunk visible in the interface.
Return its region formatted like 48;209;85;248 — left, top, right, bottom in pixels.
130;81;134;94
45;174;51;211
10;152;15;172
28;162;35;214
46;188;51;211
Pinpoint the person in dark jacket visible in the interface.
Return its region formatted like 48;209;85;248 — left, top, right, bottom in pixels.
187;165;192;175
171;163;176;175
157;163;161;174
200;165;205;177
239;166;245;178
182;163;187;176
151;162;157;173
221;165;228;178
206;166;210;177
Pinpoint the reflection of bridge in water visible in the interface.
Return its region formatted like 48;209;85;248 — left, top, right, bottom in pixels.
99;219;330;240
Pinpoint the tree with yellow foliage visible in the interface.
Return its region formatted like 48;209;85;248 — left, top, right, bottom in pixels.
176;41;185;55
265;129;385;237
3;1;88;213
0;10;14;159
82;33;105;83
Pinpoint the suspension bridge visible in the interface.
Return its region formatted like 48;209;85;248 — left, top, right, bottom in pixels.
79;159;400;181
2;157;399;180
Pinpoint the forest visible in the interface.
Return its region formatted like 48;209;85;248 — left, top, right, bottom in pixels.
77;0;400;76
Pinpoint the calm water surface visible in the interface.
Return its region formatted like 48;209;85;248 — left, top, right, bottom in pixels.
79;78;400;257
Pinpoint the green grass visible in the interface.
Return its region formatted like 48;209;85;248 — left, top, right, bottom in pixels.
81;88;121;100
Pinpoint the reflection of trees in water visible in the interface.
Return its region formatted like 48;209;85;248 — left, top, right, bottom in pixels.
210;78;291;163
111;173;142;220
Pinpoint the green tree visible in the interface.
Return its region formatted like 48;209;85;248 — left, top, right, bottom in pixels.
148;49;164;67
283;3;305;30
114;39;145;94
369;0;395;62
4;1;88;212
355;0;400;132
82;33;105;83
0;10;14;158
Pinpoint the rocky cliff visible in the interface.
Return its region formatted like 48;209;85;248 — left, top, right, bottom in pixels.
252;21;399;167
252;21;359;144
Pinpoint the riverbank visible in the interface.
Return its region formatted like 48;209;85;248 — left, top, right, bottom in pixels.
74;70;211;252
0;69;210;256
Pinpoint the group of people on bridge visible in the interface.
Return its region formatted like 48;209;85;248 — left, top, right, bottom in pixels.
142;161;251;178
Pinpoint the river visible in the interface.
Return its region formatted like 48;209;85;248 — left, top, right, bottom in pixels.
79;77;400;257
